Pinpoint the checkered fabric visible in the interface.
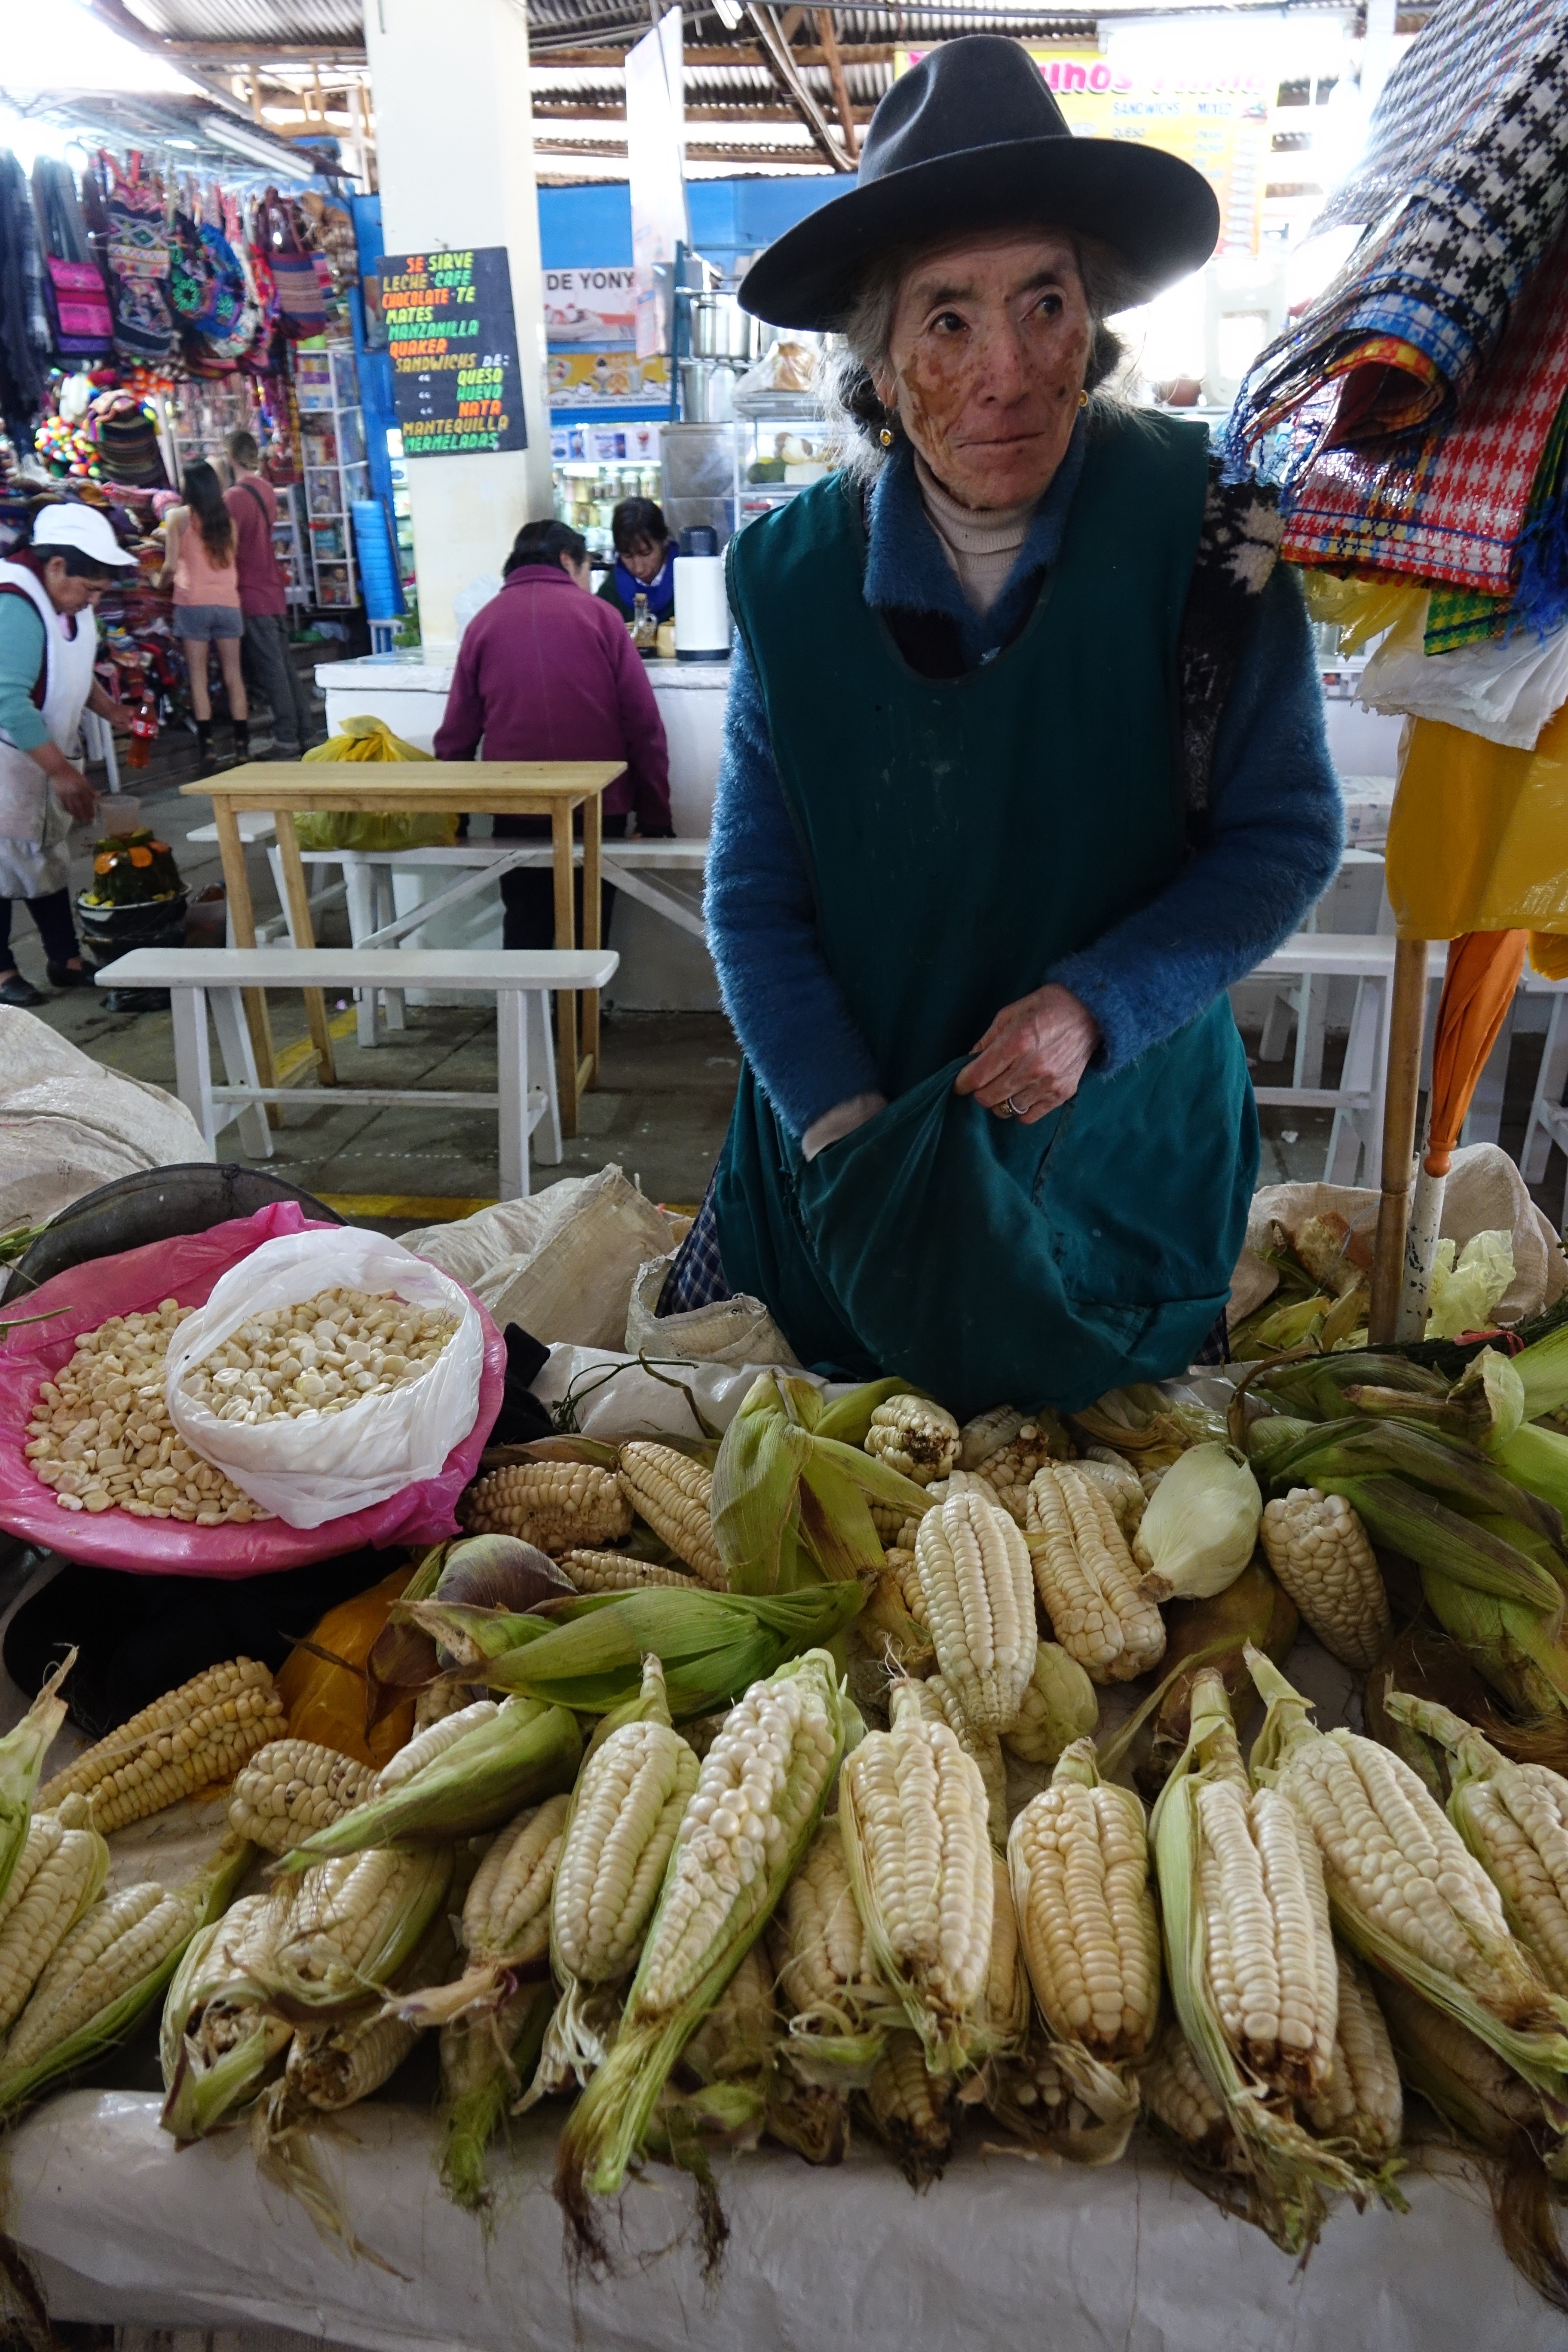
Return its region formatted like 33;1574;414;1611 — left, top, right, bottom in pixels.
1224;1;1568;484
1278;227;1568;603
656;1173;732;1315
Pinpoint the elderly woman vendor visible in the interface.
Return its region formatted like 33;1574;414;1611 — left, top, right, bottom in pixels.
661;37;1341;1415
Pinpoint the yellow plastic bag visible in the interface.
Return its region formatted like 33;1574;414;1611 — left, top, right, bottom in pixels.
1386;708;1568;960
274;1562;415;1769
1296;570;1428;656
296;715;456;851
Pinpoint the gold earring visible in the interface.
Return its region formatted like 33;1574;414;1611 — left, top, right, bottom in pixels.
1078;389;1089;409
878;422;896;447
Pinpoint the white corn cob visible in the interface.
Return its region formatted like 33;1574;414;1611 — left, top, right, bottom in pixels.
374;1699;499;1790
1077;1449;1149;1539
1260;1489;1391;1670
899;1675;1007;1850
285;2007;422;2111
1193;1706;1338;2101
1025;1466;1165;1684
228;1739;377;1856
981;1846;1030;2055
461;1460;632;1551
37;1659;284;1829
0;1816;65;1943
881;1548;926;1630
267;1846;454;2015
1302;1946;1403;2161
557;1548;701;1593
772;1817;889;2029
863;2028;952;2184
617;1442;726;1587
1387;1694;1568;2000
555;1650;845;2207
0;1826;108;2036
1002;1641;1099;1768
4;1883;196;2071
957;1406;1026;1473
974;1423;1056;1524
1009;1739;1160;2066
839;1683;993;2072
553;1715;699;1989
913;1489;1036;1735
1141;2020;1242;2171
865;1395;960;1488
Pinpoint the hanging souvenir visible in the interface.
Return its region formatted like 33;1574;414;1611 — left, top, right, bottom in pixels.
99;152;173;363
209;195;262;362
254;188;328;340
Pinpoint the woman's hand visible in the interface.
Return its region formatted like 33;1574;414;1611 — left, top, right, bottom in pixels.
953;983;1100;1124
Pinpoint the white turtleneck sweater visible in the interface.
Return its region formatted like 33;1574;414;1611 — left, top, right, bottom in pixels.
912;452;1036;618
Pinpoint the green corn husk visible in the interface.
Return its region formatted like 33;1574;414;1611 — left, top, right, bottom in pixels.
438;1979;554;2217
438;1583;865;1721
555;1648;846;2239
1516;1325;1568;1428
1334;1478;1564;1621
1252;1354;1450;1422
1148;1675;1366;2255
248;1844;455;2021
1417;1575;1568;1747
1494;1423;1568;1525
159;1883;297;2142
1247;1414;1565;1550
0;1832;251;2122
0;1655;74;1917
1247;1650;1568;2111
276;1697;581;1869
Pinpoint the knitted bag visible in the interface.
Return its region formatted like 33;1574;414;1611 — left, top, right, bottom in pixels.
45;259;113;354
101;153;172;362
257;190;327;340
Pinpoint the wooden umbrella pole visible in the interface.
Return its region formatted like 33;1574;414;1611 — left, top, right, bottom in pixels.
1369;936;1430;1343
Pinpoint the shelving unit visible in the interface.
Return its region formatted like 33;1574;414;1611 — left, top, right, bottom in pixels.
736;401;830;529
273;484;310;614
552;453;664;558
294;344;369;610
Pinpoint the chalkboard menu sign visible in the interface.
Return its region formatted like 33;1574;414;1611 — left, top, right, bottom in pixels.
382;246;529;457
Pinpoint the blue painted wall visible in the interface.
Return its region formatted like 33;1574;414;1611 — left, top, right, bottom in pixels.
538;175;850;274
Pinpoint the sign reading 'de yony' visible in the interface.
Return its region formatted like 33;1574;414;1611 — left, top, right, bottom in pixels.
381;247;528;456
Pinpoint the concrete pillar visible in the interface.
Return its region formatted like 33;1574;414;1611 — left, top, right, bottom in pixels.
365;0;554;647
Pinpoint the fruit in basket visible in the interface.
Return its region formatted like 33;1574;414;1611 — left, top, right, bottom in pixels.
228;1738;377;1856
1024;1465;1166;1683
617;1442;726;1588
24;1303;268;1523
911;1489;1035;1735
555;1649;845;2219
39;1658;285;1831
864;1395;960;1488
1260;1488;1393;1669
460;1459;632;1551
840;1682;994;2073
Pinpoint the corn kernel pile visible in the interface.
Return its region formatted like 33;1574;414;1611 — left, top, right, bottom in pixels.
177;1284;459;1427
24;1301;268;1523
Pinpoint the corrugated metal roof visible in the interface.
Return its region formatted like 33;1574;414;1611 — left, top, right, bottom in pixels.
126;0;364;43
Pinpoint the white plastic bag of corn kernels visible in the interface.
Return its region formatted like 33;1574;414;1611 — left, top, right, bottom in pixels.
164;1228;484;1528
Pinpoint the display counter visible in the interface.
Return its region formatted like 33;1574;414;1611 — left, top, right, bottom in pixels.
314;652;726;1009
8;2088;1552;2352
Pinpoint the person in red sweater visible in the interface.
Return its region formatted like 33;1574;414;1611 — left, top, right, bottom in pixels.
224;429;313;758
434;520;674;948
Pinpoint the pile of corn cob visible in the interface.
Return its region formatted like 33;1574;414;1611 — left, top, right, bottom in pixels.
4;1326;1568;2304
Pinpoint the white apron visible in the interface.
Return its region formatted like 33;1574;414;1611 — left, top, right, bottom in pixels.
0;557;98;900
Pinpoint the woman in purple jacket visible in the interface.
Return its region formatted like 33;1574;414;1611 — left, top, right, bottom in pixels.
434;521;674;947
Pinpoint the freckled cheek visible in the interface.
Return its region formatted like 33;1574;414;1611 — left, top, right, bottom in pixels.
897;348;986;436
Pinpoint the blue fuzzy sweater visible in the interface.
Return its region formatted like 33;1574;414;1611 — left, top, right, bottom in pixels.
706;430;1344;1142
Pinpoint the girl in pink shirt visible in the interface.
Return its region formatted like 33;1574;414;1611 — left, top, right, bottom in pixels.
160;460;249;772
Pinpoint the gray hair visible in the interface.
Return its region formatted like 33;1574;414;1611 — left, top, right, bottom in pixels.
822;230;1141;484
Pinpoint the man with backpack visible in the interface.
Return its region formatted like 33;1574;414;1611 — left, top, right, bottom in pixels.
224;430;313;758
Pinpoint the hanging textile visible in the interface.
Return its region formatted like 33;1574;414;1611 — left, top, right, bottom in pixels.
100;152;173;363
255;189;327;340
0;153;49;440
1385;703;1568;950
1223;0;1568;480
1276;225;1568;634
32;163;112;359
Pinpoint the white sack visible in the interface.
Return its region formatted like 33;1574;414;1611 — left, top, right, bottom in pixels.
402;1166;686;1348
624;1256;800;1367
0;1007;208;1235
532;1343;827;1441
1231;1141;1567;1329
1357;599;1568;751
164;1228;483;1528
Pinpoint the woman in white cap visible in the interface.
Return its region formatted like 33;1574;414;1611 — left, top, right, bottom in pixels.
661;36;1342;1415
0;502;137;1008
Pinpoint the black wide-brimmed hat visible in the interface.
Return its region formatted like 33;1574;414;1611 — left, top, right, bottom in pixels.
740;35;1221;329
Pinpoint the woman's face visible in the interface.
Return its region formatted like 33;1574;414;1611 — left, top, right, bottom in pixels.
877;228;1093;511
39;556;106;616
621;535;668;584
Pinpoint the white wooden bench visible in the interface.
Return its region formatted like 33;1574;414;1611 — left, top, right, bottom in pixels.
91;945;617;1199
1251;936;1448;1185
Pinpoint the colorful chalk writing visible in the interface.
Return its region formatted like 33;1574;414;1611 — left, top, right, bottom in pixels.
382;247;529;456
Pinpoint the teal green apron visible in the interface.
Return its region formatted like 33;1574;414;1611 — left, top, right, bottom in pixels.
714;413;1258;1418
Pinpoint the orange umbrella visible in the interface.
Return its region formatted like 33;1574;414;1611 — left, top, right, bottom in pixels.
1398;928;1528;1336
